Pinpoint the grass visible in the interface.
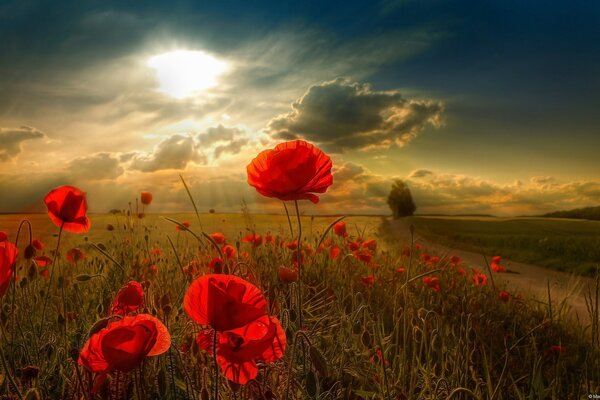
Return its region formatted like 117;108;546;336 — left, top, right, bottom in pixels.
405;216;600;275
0;209;598;399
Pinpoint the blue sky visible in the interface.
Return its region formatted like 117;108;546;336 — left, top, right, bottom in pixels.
0;0;599;215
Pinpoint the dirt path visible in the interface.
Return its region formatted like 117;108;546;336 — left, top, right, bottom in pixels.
387;219;597;324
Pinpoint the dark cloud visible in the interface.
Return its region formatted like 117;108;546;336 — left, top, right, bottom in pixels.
129;135;206;172
267;78;443;151
67;153;124;180
409;169;433;178
214;138;249;159
0;126;45;161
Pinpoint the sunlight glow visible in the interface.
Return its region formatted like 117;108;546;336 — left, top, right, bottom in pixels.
147;50;228;98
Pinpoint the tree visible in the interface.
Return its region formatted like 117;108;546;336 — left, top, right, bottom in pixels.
387;180;416;219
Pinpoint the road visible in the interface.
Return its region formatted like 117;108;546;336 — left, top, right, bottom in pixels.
387;218;597;325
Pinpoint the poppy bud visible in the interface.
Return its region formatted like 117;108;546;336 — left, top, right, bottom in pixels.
106;224;115;231
24;244;36;259
278;266;298;283
140;191;153;205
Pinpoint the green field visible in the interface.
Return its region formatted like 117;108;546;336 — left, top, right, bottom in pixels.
0;212;385;249
406;216;600;275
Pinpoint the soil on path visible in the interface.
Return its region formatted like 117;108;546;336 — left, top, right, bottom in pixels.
387;218;597;324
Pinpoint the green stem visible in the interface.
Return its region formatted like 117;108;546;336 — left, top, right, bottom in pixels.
39;222;64;336
294;200;303;330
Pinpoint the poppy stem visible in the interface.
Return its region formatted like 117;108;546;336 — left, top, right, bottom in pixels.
283;202;294;237
213;330;219;400
39;222;64;339
294;200;303;330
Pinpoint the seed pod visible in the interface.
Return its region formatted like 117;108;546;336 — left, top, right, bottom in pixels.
309;345;329;377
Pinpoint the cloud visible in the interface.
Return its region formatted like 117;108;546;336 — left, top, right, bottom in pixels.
214;138;249;159
129;135;206;172
409;169;434;178
197;124;242;147
267;78;443;151
0;126;45;161
66;153;124;180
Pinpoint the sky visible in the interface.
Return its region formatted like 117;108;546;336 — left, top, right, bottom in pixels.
1;0;599;216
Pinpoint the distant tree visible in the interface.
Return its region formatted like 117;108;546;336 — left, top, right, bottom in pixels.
387;180;416;219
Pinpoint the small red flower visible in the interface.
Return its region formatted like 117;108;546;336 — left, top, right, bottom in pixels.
491;261;506;273
66;248;86;264
423;276;441;292
0;241;18;298
353;249;372;264
498;291;510;302
196;315;286;384
208;257;224;274
472;270;487;286
395;267;406;274
79;314;170;385
184;274;268;332
286;239;298;250
209;232;226;245
44;185;91;233
333;222;347;237
247;140;333;204
492;255;502;264
140;192;153;206
328;246;341;260
150;247;163;257
346;241;360;251
242;234;263;247
112;281;144;315
360;275;375;288
265;234;274;244
176;221;191;231
549;345;566;354
34;255;52;268
278;266;298;283
362;239;377;251
222;245;237;259
32;239;44;250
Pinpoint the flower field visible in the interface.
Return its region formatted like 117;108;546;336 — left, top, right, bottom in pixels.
0;140;598;399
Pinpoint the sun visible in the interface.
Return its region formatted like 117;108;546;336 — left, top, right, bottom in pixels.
147;50;229;98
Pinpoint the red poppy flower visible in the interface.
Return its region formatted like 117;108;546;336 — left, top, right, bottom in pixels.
423;276;441;292
44;185;90;233
333;222;347;237
32;239;44;250
278;266;298;283
492;255;502;264
79;314;170;377
150;247;163;257
209;232;226;245
0;241;18;298
208;257;224;274
196;315;286;384
491;261;506;273
498;291;510;302
247;140;333;204
353;249;372;264
329;246;341;260
360;275;375;288
286;239;298;250
449;255;460;266
0;231;7;242
472;270;487;286
222;245;237;259
176;221;191;231
34;256;52;268
414;244;422;250
265;234;274;244
395;267;406;274
362;239;377;251
242;234;263;247
184;274;268;332
112;281;144;315
346;241;360;251
66;248;86;264
140;192;153;206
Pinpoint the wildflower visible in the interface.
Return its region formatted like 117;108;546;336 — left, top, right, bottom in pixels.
106;224;115;231
184;274;268;332
66;248;86;264
265;234;274;244
498;291;510;302
278;266;298;283
140;192;153;206
149;247;163;257
208;257;224;274
395;267;406;274
423;276;441;292
362;239;377;251
112;281;144;315
549;345;566;354
472;270;487;286
222;245;237;259
242;234;263;247
333;222;347;237
79;314;170;390
196;315;286;384
32;239;44;250
329;246;341;260
34;255;52;267
44;185;90;233
246;140;333;203
176;221;191;231
347;241;360;251
0;241;18;298
361;275;375;288
209;232;226;245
